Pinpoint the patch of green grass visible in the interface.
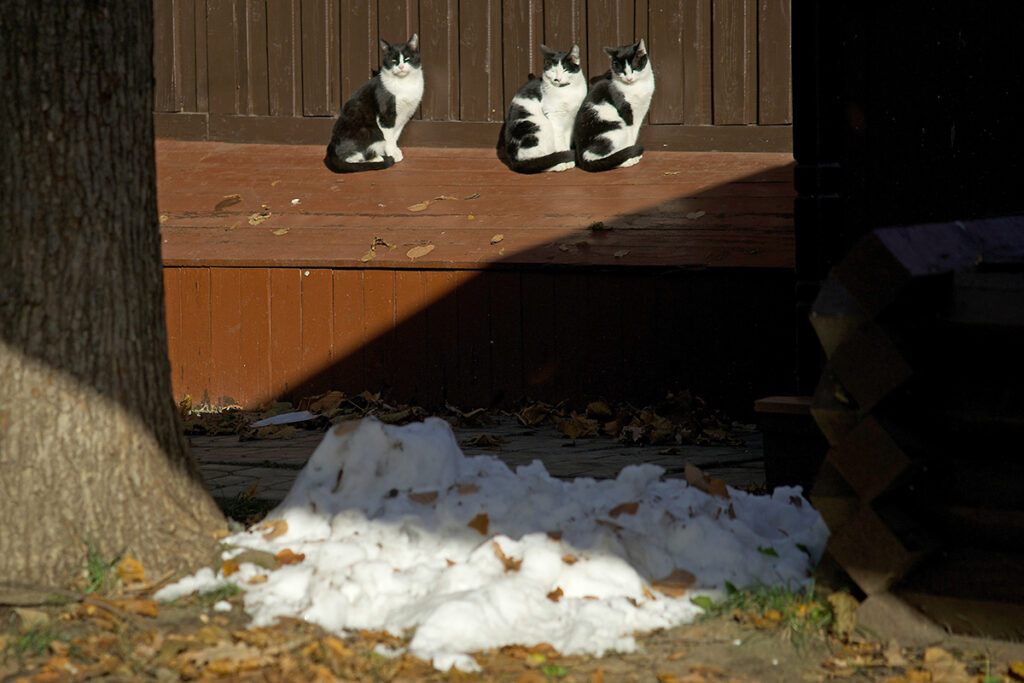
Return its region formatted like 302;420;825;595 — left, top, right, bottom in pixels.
692;582;834;643
197;583;242;607
84;541;118;594
8;623;60;660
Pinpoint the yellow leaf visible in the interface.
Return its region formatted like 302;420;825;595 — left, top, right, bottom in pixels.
247;574;268;585
360;249;375;263
116;556;146;584
272;228;289;236
468;513;489;535
490;234;504;244
221;559;240;577
433;194;457;201
406;244;435;260
1009;661;1024;680
467;214;475;220
407;201;431;212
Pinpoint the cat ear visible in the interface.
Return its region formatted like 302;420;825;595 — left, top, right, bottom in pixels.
569;44;581;64
603;46;616;58
379;38;391;52
636;38;647;56
540;44;555;56
407;33;419;51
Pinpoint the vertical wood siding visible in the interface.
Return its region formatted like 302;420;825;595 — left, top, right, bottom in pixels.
153;0;792;142
164;266;794;416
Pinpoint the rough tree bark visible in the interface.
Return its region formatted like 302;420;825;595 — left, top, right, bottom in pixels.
0;2;226;598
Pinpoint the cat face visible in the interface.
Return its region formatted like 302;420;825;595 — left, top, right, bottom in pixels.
540;44;582;87
379;34;421;78
603;39;650;85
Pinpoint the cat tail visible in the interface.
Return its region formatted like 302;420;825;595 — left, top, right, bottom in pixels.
576;144;644;173
507;150;576;174
323;153;396;173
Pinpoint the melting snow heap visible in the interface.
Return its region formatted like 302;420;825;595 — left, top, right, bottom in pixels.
158;417;830;672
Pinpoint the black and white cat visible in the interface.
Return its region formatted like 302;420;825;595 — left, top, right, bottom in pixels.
501;45;587;173
573;39;655;172
324;34;424;173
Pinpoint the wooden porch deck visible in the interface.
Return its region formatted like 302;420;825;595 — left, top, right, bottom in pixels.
158;141;794;270
158;140;797;415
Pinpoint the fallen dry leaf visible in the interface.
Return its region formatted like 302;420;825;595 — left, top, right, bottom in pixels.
214;193;243;211
464;192;480;200
261;519;288;540
546;587;564;603
663;171;681;175
275;548;305;566
491;234;504;244
492;541;522;572
468;513;489;535
109;598;160;618
272;228;289;236
360;249;375;263
614;249;630;258
116;556;146;584
460;434;504;449
457;483;481;494
609;501;639;518
248;205;272;225
247;574;268;585
406;244;435;260
221;559;240;577
433;194;457;201
685;210;706;220
651;568;697;597
409;491;439;505
407;201;431;212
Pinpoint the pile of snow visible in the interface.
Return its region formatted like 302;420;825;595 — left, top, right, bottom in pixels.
158;417;829;672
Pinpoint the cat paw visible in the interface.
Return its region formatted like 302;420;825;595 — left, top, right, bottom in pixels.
619;155;642;168
549;161;575;172
388;148;404;162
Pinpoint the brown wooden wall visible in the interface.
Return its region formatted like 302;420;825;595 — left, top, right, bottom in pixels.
163;265;796;417
153;0;792;151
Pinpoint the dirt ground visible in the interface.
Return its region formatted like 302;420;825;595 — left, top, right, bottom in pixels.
3;580;1022;682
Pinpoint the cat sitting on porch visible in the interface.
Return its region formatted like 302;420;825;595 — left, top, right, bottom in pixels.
573;39;655;172
324;34;423;173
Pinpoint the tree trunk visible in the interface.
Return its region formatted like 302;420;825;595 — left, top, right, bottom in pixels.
0;2;226;597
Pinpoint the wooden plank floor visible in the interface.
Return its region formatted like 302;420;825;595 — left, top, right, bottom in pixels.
157;140;795;270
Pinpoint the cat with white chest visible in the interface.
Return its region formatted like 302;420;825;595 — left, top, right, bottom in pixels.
324;35;424;173
573;39;655;172
501;45;587;173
